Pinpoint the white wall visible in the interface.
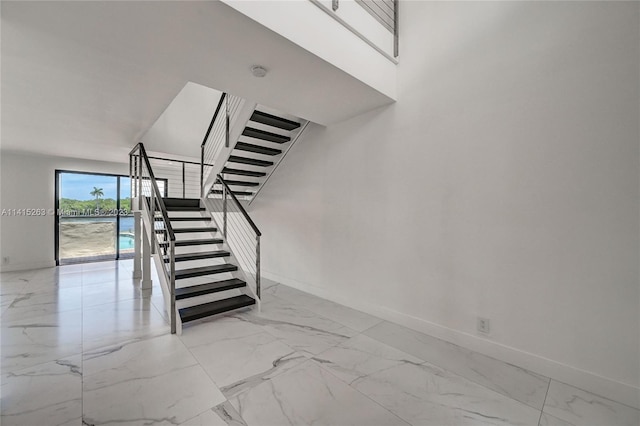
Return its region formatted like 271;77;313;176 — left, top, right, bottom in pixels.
0;151;128;271
249;1;640;407
221;0;396;100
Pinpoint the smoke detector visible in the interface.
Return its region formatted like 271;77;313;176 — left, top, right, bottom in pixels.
251;65;268;78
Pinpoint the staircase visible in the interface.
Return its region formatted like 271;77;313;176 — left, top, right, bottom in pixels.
158;198;256;329
203;99;309;204
130;93;309;333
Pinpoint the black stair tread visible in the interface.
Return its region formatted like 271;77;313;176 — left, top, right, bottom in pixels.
173;227;218;233
163;198;201;207
251;110;301;131
175;278;246;300
156;227;217;234
223;180;260;187
235;142;282;156
155;217;212;222
159;238;223;247
222;167;266;178
175;263;238;280
243;127;291;144
228;155;274;167
211;189;254;197
179;295;255;323
164;250;230;263
165;206;206;212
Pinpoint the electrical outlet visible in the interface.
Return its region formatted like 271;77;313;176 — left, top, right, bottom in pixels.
477;317;490;334
2;256;9;265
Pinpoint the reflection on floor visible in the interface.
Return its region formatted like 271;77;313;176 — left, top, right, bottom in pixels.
59;252;135;266
1;260;638;426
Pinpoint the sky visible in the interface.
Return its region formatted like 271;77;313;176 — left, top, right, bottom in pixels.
59;173;130;200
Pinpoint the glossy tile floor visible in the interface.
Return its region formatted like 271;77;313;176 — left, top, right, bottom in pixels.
1;260;639;426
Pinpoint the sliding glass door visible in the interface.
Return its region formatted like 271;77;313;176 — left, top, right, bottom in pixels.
53;172;122;264
56;170;168;265
56;172;118;264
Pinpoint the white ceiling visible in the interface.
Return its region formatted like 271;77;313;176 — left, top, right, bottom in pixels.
142;82;222;160
1;1;393;163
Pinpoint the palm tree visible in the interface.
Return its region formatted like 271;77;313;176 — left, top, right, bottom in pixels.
90;187;104;211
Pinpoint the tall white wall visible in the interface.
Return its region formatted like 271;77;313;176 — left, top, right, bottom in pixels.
250;1;640;407
0;152;128;271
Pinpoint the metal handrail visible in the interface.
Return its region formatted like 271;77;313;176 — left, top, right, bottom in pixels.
201;93;227;148
146;155;213;167
201;93;228;194
216;174;262;236
130;143;175;242
393;0;399;57
132;151;212;199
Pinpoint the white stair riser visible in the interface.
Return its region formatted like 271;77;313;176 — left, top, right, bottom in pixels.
176;288;244;309
175;271;242;288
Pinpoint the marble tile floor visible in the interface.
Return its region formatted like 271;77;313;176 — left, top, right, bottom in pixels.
1;261;638;426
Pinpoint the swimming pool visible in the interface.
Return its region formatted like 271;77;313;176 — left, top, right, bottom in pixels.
119;234;134;249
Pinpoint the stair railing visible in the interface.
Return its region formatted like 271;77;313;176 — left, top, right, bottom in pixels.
142;154;211;199
200;92;244;195
129;143;178;333
208;174;261;300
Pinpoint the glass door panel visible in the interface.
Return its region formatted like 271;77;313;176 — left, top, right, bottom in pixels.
57;172;118;264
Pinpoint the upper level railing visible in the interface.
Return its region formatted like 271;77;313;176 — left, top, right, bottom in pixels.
355;0;398;57
129;143;178;333
145;155;209;199
355;0;396;33
310;0;398;60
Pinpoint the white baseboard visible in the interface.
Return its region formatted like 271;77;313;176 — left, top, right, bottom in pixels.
0;260;56;273
263;270;640;410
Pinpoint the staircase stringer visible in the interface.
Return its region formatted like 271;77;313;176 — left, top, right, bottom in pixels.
247;119;311;205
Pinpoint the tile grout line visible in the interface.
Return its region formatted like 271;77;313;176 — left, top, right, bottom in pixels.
269;286;550;414
179;405;219;425
362;323;554;413
173;333;228;424
309;357;413;426
262;289;363;336
537;378;552;426
358;318;385;335
299;312;422;426
266;285;557;416
248;292;352;346
267;283;640;414
549;377;640;412
176;317;256;425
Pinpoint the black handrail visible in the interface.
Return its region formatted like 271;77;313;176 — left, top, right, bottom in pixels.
201;93;227;148
216;174;262;236
130;143;176;241
146;155;213;167
393;0;399;57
